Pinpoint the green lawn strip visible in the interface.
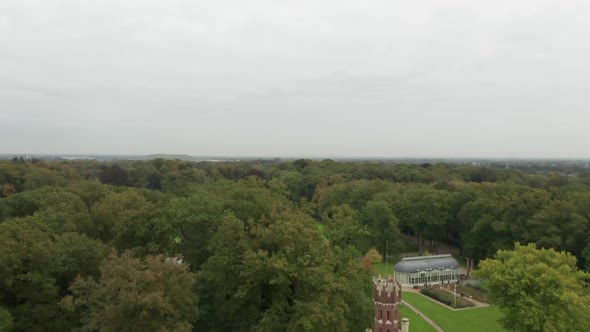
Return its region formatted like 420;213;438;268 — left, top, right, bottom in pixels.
374;260;401;276
403;292;506;332
399;304;437;332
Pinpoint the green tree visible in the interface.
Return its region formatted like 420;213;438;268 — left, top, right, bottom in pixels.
317;180;392;214
527;200;588;255
0;307;13;332
90;190;171;252
458;195;504;260
396;186;450;253
582;244;590;271
0;219;106;330
166;189;225;269
362;199;402;256
62;251;198;332
321;204;369;250
479;243;590;332
197;215;253;331
242;209;368;331
198;209;372;331
0;162;24;195
23;166;66;190
32;191;93;234
223;177;289;221
53;233;109;292
65;180;113;210
500;188;551;246
98;164;128;186
0;219;64;331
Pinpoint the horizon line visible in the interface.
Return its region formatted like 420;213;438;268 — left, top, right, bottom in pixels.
2;153;590;161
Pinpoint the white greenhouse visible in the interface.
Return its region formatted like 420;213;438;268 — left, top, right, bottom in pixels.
393;254;460;287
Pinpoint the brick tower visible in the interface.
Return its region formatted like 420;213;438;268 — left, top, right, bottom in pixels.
372;275;402;332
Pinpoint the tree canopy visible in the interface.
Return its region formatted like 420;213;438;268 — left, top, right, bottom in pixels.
62;251;198;331
2;157;590;329
479;243;590;332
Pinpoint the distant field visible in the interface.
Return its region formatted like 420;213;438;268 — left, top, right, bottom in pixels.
403;292;506;332
399;304;437;332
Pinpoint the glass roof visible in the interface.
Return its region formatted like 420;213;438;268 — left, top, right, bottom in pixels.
393;254;460;273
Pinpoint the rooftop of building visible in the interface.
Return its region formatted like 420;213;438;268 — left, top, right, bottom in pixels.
394;254;460;273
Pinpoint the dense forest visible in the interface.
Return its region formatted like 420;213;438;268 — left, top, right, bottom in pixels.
2;157;590;331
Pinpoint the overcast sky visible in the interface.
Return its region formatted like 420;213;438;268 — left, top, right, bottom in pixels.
1;0;590;158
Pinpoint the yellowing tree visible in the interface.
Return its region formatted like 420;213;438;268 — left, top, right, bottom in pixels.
366;247;383;265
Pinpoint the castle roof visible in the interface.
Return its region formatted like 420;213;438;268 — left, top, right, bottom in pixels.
372;275;401;304
394;254;459;273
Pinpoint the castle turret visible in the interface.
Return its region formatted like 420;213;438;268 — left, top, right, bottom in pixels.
401;318;410;332
372;275;402;332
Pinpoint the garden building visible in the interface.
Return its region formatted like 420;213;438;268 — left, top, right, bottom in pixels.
393;254;460;287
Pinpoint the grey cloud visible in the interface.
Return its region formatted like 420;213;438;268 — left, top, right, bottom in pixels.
1;0;590;157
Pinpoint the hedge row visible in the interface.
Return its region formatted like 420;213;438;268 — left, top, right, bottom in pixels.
420;288;474;308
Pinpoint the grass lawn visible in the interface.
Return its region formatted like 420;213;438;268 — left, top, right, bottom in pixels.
371;237;425;276
457;283;492;304
403;292;506;332
374;261;400;276
399;304;437;332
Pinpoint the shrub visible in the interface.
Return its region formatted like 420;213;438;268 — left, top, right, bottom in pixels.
465;282;488;292
459;283;492;304
420;288;474;308
366;247;383;265
0;307;13;332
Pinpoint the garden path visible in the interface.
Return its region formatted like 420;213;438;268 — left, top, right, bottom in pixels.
404;287;489;312
401;300;445;332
